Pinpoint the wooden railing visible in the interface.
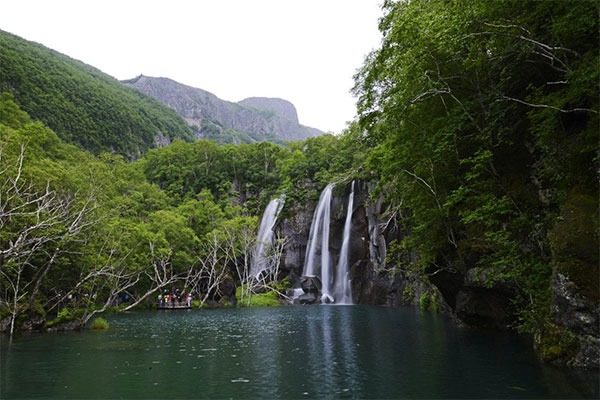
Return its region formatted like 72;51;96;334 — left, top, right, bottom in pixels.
158;301;191;309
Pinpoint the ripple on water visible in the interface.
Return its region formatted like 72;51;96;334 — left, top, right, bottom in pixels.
3;306;596;399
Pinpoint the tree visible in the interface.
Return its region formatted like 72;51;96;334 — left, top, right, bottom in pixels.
353;0;598;331
0;144;97;336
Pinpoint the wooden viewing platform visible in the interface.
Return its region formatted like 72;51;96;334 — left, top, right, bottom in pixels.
158;301;192;309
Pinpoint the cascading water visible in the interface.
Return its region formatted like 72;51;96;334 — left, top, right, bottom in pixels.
333;181;354;304
302;182;355;304
250;197;285;277
303;183;334;302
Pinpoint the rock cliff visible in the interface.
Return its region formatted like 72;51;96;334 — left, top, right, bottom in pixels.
275;181;598;368
277;181;442;308
123;75;324;144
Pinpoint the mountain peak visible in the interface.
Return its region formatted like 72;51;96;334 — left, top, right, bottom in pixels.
238;97;299;124
124;76;323;144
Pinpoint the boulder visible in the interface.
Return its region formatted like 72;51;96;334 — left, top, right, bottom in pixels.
294;293;320;305
300;276;322;294
46;320;81;332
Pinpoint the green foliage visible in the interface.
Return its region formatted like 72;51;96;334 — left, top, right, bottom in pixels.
235;287;281;307
418;292;439;312
353;0;598;333
0;31;193;157
45;308;77;328
248;291;281;307
141;139;284;213
2;1;597;341
90;317;109;330
419;293;430;311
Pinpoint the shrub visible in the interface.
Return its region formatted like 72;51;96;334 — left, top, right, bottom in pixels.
90;317;109;330
419;293;430;311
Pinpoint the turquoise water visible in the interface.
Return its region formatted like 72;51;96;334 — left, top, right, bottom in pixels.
1;306;597;398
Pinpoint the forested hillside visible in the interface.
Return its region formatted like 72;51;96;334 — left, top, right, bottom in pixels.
0;30;194;157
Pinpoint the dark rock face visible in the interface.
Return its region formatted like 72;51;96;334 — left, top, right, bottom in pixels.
543;192;600;368
124;76;324;143
1;314;46;333
277;181;596;371
279;197;314;287
45;320;81;332
553;273;598;337
454;288;515;329
218;276;236;298
295;276;322;305
548;272;599;368
430;267;519;330
300;276;322;293
278;180;437;308
294;293;320;305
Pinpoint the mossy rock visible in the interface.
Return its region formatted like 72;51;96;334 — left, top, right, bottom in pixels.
549;192;599;302
536;323;578;363
218;297;234;308
555;259;599;302
550;192;598;262
238;290;281;307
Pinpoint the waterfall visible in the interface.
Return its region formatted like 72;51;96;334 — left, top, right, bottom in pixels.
303;183;334;302
302;182;355;304
333;181;354;304
250;197;285;277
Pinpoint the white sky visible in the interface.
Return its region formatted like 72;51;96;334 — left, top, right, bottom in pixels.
0;0;383;134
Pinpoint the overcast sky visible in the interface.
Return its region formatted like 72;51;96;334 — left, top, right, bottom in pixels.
0;1;383;134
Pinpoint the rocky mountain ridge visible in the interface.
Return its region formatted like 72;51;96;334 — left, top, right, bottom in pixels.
123;75;324;144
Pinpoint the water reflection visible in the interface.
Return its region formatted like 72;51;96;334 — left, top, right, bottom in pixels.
304;306;362;397
1;306;597;399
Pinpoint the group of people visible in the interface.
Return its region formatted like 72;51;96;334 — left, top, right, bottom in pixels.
158;288;192;308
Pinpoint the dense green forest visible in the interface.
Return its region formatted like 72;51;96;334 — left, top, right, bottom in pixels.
0;0;597;364
0;91;358;334
0;30;194;156
353;0;598;333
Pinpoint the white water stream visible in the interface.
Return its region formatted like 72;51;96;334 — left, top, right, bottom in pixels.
251;197;284;277
333;181;354;304
302;182;354;304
